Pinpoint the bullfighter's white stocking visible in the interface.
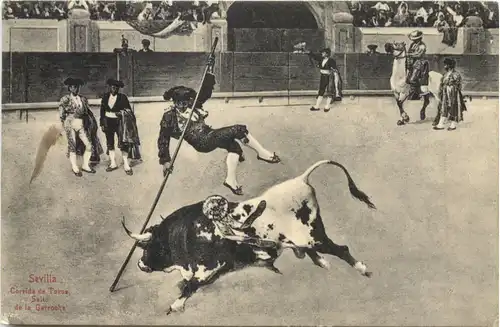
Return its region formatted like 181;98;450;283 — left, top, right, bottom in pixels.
324;97;332;110
314;96;323;108
436;116;447;129
109;150;117;168
449;120;457;129
69;152;79;173
243;133;274;160
82;151;92;171
225;152;240;188
122;154;131;171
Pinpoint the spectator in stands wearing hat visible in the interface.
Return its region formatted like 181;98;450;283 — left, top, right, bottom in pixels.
307;48;343;112
366;44;380;54
138;39;153;52
59;77;103;176
433;58;467;131
158;65;280;196
100;78;140;175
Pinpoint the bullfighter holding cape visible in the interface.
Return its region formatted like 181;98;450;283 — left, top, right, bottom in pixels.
30;77;104;182
157;55;281;196
100;78;141;176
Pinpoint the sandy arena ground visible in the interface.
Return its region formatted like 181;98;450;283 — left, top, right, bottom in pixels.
1;96;499;325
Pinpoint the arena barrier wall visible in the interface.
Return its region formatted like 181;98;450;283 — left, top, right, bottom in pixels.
2;52;498;105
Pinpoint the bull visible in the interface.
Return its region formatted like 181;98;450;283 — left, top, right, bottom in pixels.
122;160;376;314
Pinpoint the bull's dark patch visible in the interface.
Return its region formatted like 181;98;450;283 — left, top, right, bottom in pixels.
267;224;274;230
278;233;286;241
243;204;253;215
309;213;327;242
293;200;312;226
244;227;257;238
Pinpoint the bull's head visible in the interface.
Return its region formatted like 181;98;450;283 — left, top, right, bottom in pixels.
122;217;171;273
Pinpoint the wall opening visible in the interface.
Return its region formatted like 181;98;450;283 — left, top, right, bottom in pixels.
226;1;323;52
227;1;318;29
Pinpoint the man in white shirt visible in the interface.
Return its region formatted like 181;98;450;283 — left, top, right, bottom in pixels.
100;79;136;175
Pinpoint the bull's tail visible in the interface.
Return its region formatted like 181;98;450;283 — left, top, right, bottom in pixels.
299;160;376;209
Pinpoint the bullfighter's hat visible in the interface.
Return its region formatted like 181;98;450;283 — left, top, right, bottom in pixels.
106;78;125;88
141;39;151;46
408;30;423;41
443;57;456;68
63;77;85;86
163;86;197;103
320;48;331;56
367;44;378;50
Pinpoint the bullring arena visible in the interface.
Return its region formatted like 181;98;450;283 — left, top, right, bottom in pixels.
1;93;499;325
1;0;500;325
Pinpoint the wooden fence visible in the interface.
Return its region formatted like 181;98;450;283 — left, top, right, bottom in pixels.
2;52;498;104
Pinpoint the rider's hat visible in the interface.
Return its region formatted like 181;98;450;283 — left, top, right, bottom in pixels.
408;30;423;41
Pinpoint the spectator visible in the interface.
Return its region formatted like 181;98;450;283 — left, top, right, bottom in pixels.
139;39;153;52
68;0;89;12
461;9;484;27
137;2;154;21
372;1;391;12
366;44;380;54
415;2;429;25
393;2;412;27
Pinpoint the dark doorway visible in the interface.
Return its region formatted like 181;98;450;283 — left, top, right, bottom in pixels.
227;1;318;29
226;1;323;52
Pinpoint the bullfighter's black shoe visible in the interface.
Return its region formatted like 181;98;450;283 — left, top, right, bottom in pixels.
310;106;320;111
223;182;243;196
257;153;281;164
73;170;82;177
106;166;118;172
125;169;133;176
82;167;96;174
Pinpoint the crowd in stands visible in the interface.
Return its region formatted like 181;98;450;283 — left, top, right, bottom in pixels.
349;1;499;28
2;1;220;23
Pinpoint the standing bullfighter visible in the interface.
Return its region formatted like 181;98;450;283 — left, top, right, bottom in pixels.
406;30;430;100
307;48;343;112
433;58;467;131
100;78;141;176
59;77;103;176
158;56;281;196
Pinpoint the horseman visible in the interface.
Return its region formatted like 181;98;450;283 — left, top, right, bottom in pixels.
406;30;430;100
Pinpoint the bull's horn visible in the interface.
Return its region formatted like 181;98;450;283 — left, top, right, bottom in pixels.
121;216;152;242
160;215;165;221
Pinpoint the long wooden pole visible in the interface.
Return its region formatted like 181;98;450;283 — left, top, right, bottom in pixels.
109;37;219;293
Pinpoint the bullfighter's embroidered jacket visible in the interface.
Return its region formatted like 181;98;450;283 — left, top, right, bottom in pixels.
157;106;208;164
59;94;90;122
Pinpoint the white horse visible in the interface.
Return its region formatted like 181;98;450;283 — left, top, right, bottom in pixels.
384;41;442;126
